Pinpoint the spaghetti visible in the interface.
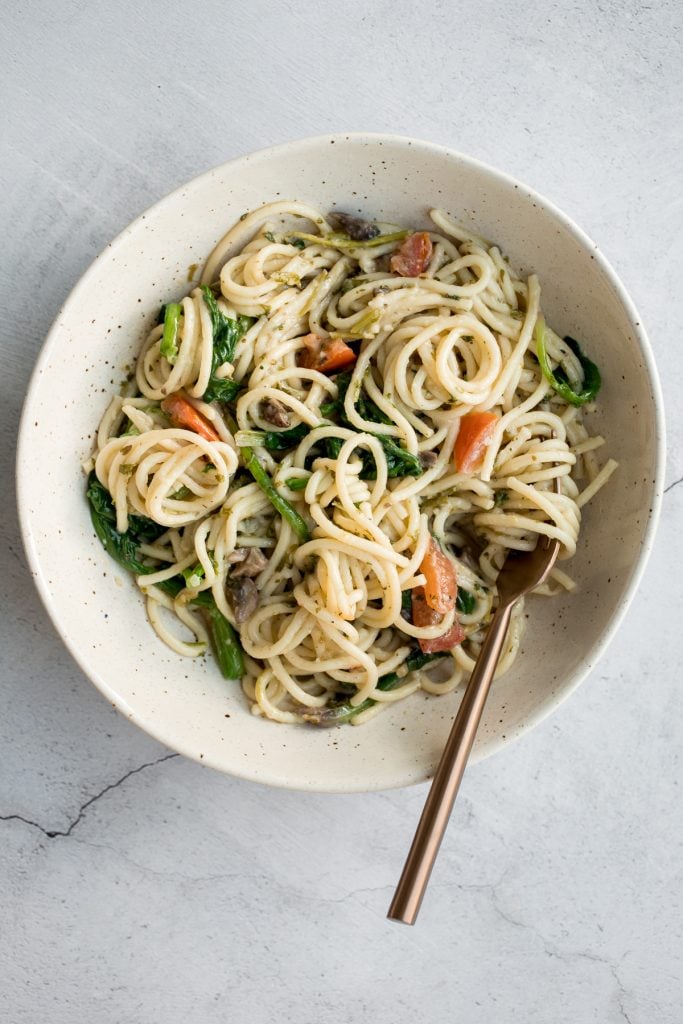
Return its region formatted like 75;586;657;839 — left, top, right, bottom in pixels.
87;201;617;726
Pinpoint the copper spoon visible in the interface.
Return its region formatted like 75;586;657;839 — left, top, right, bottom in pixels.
388;490;562;925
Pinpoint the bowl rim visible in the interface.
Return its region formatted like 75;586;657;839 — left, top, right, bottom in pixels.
16;132;666;791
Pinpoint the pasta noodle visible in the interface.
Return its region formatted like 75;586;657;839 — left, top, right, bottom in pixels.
87;201;617;726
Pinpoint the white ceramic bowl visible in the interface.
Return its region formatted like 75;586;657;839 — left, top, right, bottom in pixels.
17;134;664;791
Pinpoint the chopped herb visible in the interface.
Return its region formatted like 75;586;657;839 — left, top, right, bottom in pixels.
285;477;309;491
169;485;192;500
119;463;135;476
287;237;306;249
264;231;276;242
494;489;509;506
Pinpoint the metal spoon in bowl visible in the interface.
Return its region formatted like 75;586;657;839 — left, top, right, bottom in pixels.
388;482;562;925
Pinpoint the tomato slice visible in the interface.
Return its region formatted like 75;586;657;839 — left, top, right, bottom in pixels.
298;333;357;373
455;411;499;473
411;587;466;653
390;232;433;276
161;394;220;442
420;537;457;614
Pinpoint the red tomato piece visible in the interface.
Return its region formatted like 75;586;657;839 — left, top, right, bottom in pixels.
420;537;457;614
298;333;357;373
411;587;466;653
161;393;220;442
390;232;433;276
455;411;499;473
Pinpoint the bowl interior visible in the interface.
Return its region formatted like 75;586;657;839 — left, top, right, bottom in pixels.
17;134;663;791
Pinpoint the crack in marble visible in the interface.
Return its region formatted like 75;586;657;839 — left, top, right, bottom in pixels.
0;751;178;839
664;475;683;494
487;885;636;1020
75;840;394;912
73;837;266;888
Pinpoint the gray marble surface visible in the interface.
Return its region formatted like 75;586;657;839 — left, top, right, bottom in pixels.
2;2;681;1021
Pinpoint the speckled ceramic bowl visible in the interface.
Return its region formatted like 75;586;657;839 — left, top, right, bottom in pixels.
17;134;665;791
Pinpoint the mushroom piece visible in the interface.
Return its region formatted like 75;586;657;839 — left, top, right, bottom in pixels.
328;211;380;241
418;450;439;469
227;577;259;624
229;547;268;578
260;397;290;428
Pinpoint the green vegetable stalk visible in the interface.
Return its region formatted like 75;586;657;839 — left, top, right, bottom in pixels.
191;590;245;679
535;317;601;407
288;229;409;251
241;446;310;542
160;303;182;364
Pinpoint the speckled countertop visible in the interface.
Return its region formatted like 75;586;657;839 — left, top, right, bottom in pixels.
2;2;681;1022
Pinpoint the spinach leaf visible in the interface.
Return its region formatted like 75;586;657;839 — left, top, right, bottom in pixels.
260;423;310;452
200;286;254;403
535;318;601;407
87;477;244;678
456;588;476;615
86;473;165;575
322;372;422;480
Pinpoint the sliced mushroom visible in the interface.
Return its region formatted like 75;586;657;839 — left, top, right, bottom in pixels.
418;450;439;469
227;548;248;565
227;577;259;624
229;547;268;578
328;211;380;241
260;397;291;428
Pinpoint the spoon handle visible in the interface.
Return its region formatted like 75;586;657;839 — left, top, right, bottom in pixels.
387;600;514;925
